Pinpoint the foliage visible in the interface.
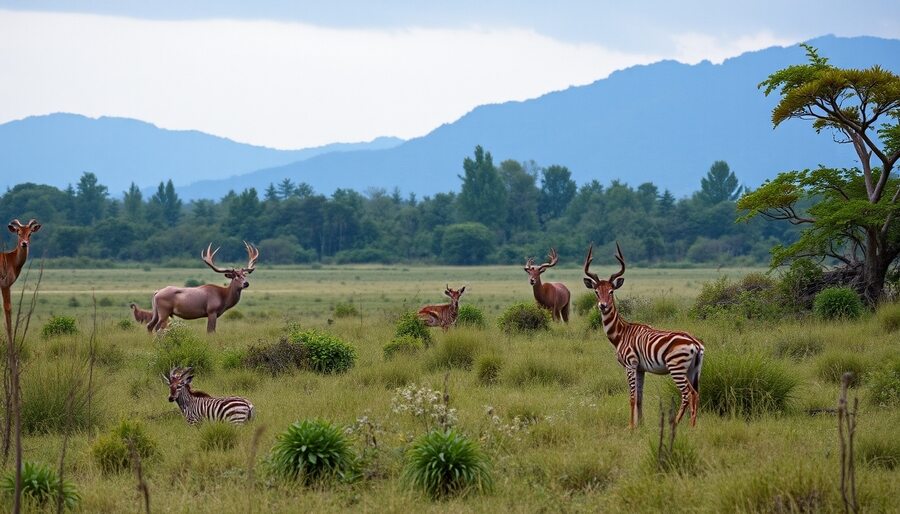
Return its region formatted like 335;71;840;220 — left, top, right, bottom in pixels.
91;419;157;474
815;352;868;387
150;322;213;375
455;304;485;327
425;332;480;371
269;419;356;484
402;429;492;499
116;318;135;330
383;335;424;360
773;334;824;360
587;308;603;330
574;292;597;316
221;348;247;370
813;287;864;319
394;311;433;345
21;360;99;434
441;222;495;264
646;435;700;475
858;435;900;470
698;160;743;204
691;274;782;320
867;360;900;406
475;354;503;386
184;278;205;287
875;301;900;333
497;302;551;333
200;421;239;451
291;329;357;374
242;338;305;375
458;146;507;230
0;461;80;509
390;384;458;432
776;258;824;311
684;352;797;417
41;315;78;338
333;302;359;318
507;359;575;387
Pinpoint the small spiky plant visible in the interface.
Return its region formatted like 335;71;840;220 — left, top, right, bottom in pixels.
402;429;492;499
269;419;356;484
1;461;80;509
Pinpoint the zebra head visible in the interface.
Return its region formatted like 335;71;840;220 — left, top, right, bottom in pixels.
162;367;194;402
583;242;626;314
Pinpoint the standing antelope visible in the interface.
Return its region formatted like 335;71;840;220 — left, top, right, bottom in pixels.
418;285;466;330
524;248;570;322
129;303;154;324
163;367;254;424
583;243;704;428
148;242;259;333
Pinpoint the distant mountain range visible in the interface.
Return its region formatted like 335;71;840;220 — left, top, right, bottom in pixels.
2;35;898;200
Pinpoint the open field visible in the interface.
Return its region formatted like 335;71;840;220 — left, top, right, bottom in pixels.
3;265;899;513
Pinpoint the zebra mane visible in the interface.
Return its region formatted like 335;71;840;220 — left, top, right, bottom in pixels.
187;386;211;398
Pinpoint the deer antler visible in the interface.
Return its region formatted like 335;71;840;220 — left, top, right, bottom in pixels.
26;219;38;227
537;248;559;272
609;241;626;285
201;243;230;273
583;244;600;285
524;257;535;269
8;219;23;228
242;241;259;272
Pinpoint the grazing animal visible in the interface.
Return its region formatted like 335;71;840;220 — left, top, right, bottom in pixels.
524;248;570;322
583;243;704;428
418;285;466;330
148;242;259;333
163;367;254;425
130;303;154;324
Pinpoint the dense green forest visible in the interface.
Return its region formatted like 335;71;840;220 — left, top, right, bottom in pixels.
0;146;797;266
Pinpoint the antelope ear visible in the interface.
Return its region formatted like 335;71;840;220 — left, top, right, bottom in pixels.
613;277;625;289
459;286;466;295
224;272;235;279
30;223;41;233
244;268;255;274
7;224;15;233
583;278;595;289
444;289;452;297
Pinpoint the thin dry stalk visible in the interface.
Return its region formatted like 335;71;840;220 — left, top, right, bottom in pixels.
127;437;151;514
838;372;859;514
247;425;266;514
656;400;677;472
86;292;98;425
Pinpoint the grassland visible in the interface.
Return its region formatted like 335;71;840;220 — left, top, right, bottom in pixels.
2;264;899;513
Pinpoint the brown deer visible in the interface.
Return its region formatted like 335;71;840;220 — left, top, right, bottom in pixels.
418;285;466;330
524;248;570;322
148;242;259;333
129;302;155;325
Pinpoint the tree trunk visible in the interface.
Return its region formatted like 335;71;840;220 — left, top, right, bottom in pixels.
862;232;894;306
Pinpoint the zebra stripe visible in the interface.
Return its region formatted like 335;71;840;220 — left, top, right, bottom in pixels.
172;385;254;425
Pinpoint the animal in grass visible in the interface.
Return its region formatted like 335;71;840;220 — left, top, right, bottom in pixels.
583;243;704;428
148;242;259;333
523;248;570;322
1;219;41;329
163;367;254;425
129;302;154;324
417;285;466;330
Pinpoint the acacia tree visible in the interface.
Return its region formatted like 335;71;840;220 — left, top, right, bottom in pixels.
738;45;900;304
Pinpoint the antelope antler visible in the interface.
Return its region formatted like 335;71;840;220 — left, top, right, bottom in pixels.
537;248;559;272
201;243;230;273
242;241;259;272
8;219;23;228
524;257;535;269
609;241;626;285
583;244;600;285
26;219;38;227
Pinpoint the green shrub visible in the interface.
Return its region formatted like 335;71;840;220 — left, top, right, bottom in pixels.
291;329;357;374
815;352;868;387
813;287;864;320
574;292;597;316
683;352;797;417
587;308;603;330
150;322;213;375
475;354;503;386
456;304;485;327
646;435;700;475
637;297;681;324
868;361;900;406
777;258;824;310
21;361;99;434
116;318;135;330
93;342;125;369
0;461;79;509
68;296;80;308
243;338;305;375
269;419;356;484
425;332;479;371
773;334;824;360
200;421;239;451
395;311;432;345
858;435;900;470
41;315;78;338
383;335;424;360
91;419;157;475
402;429;492;499
507;359;575;387
875;302;900;333
221;348;247;370
691;274;782;320
184;278;205;287
333;302;359;318
224;309;245;320
98;296;114;307
497;302;551;334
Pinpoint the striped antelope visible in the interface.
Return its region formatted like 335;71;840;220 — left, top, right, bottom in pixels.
163;367;254;425
417;285;466;330
583;243;704;428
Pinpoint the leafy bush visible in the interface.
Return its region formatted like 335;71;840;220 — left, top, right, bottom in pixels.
41;315;78;338
455;304;485;327
815;352;868;387
587;308;603;330
574;292;597;316
497;302;551;334
646;435;700;475
243;338;305;375
184;278;205;287
0;461;79;509
691;274;782;320
224;309;245;320
475;354;503;386
638;298;681;323
91;419;157;474
98;296;114;307
200;421;239;451
425;332;479;371
333;302;359;318
150;322;213;375
507;359;575;387
269;419;356;484
383;335;424;360
813;287;864;320
773;334;824;360
777;258;824;310
402;429;492;498
858;435;900;470
683;352;797;417
21;361;99;434
875;302;900;333
291;329;357;374
116;319;134;330
868;361;900;406
395;311;432;345
221;348;247;370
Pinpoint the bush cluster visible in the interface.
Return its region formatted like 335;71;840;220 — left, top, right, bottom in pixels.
243;338;305;375
475;354;503;386
269;419;356;484
290;329;357;374
333;302;359;318
0;461;80;509
91;419;157;474
691;274;781;320
573;292;597;316
497;302;551;333
383;335;424;360
455;304;485;327
150;322;213;375
815;352;868;387
21;361;99;434
685;352;797;417
402;429;492;498
868;360;900;407
773;334;824;360
876;302;900;333
776;258;824;311
41;315;78;338
394;311;433;345
425;332;479;371
813;287;864;320
200;422;239;451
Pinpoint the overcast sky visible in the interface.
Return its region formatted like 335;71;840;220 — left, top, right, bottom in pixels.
1;1;898;149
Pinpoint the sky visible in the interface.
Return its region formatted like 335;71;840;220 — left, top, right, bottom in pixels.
1;1;898;149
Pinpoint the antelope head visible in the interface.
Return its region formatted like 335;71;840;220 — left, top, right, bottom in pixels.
583;242;626;315
524;248;559;286
7;219;41;249
201;241;259;289
162;367;194;402
444;284;466;304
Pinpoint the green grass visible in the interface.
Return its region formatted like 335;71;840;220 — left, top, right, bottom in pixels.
3;264;898;512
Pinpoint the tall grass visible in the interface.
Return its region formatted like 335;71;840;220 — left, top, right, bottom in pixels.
21;359;100;434
685;351;798;417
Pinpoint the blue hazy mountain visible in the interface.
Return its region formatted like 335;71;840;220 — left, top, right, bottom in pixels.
179;35;900;199
0;113;403;194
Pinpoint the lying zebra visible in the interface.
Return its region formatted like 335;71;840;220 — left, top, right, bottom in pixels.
163;367;254;424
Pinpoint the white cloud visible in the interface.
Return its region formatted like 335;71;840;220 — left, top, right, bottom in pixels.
0;10;800;149
670;31;795;64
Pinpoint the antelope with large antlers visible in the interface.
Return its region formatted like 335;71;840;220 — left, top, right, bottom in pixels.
148;242;259;333
583;243;704;428
523;248;570;322
418;285;466;330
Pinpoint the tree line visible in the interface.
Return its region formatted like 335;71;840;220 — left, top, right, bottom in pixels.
1;149;797;266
